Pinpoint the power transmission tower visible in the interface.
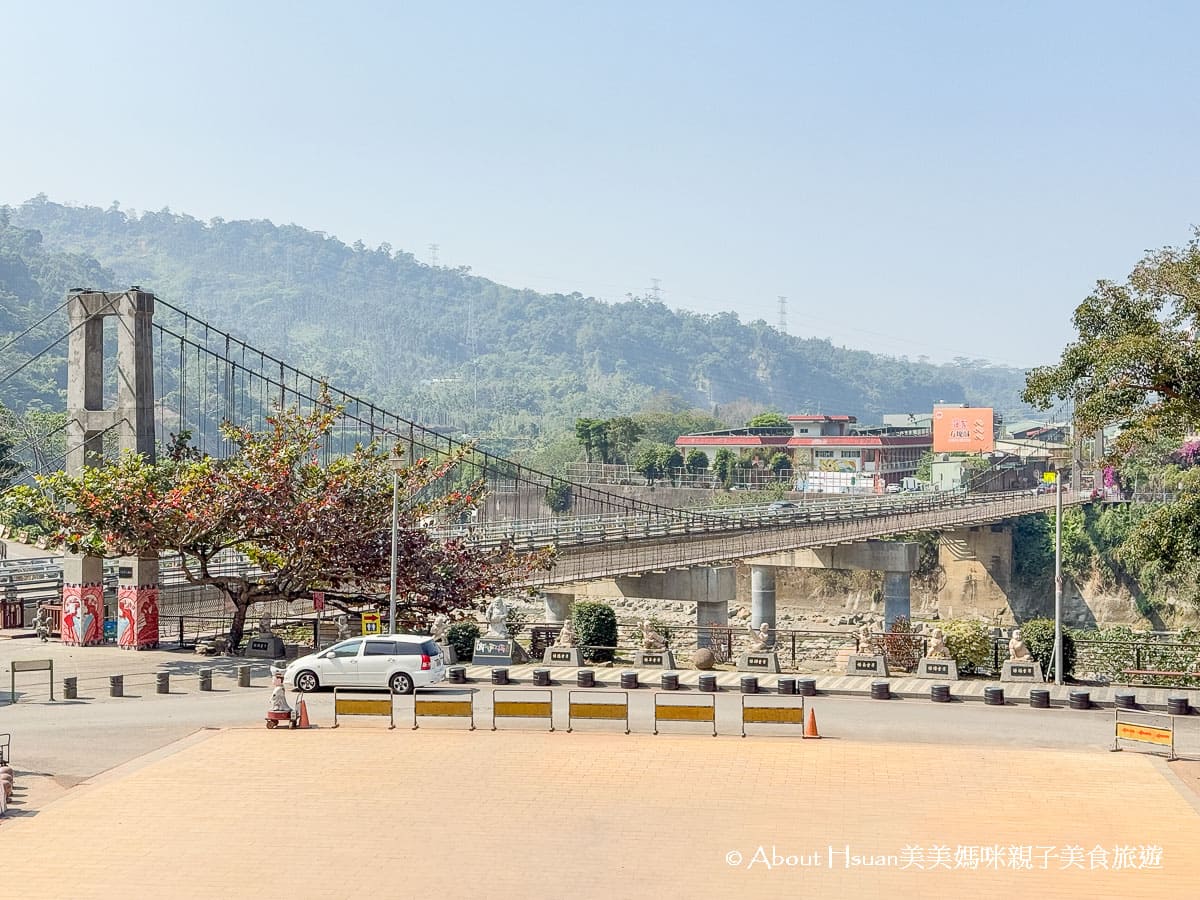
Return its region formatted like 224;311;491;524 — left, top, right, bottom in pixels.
777;296;788;332
649;278;662;302
428;243;440;267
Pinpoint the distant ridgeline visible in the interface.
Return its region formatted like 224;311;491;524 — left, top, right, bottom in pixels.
3;197;1035;457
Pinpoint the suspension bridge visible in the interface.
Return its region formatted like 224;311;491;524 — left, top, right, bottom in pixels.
1;288;1091;645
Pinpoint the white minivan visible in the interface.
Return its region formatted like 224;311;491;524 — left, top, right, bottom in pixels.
284;634;446;694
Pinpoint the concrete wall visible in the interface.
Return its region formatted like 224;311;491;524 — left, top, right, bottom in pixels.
935;526;1014;622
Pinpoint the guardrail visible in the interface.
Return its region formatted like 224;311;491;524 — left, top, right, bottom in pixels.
332;688;395;729
1112;709;1177;760
566;690;630;734
491;688;554;731
652;692;717;737
412;692;476;730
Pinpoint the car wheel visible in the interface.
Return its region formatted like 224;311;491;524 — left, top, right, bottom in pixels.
390;672;415;695
295;670;319;692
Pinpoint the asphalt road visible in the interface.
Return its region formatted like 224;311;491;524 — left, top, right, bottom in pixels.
6;679;1199;795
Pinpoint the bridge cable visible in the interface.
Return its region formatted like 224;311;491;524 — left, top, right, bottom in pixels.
0;296;72;356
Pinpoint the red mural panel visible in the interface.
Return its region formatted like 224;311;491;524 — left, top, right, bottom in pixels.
117;586;160;650
62;583;104;646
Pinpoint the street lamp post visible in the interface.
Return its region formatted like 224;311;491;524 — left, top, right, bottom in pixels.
388;451;403;634
1053;475;1063;686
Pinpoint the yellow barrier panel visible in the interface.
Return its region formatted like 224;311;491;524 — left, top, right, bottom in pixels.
1113;711;1176;759
567;691;630;734
491;689;554;732
740;696;805;737
412;694;476;731
332;688;395;729
653;693;716;736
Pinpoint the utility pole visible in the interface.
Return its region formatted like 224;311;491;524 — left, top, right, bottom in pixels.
1054;474;1063;686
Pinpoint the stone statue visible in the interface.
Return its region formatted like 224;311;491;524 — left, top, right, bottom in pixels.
34;605;52;642
485;596;509;638
857;622;876;655
641;619;667;650
430;613;450;643
927;627;950;660
1008;628;1032;661
554;618;576;648
335;614;350;641
268;671;292;714
747;621;773;652
257;614;273;635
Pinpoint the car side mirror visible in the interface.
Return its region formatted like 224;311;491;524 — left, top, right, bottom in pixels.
320;651;335;659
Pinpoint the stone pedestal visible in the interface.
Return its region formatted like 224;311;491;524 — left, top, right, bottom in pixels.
634;649;676;669
245;634;285;659
737;650;781;674
1001;660;1044;683
543;646;584;666
846;654;889;677
474;638;519;666
916;658;958;680
437;643;457;665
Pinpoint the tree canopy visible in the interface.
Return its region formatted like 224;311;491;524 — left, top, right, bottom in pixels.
6;400;554;649
1024;231;1200;601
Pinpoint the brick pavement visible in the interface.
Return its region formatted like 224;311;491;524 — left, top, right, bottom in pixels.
1;727;1198;898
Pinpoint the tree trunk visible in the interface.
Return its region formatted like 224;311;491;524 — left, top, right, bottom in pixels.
226;593;250;655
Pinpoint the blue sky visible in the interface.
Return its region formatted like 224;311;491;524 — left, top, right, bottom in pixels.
3;1;1198;367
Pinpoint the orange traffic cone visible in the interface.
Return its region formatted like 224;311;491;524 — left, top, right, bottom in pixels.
803;706;821;739
296;697;311;729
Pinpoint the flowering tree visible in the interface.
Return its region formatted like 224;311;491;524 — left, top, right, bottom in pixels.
8;401;554;651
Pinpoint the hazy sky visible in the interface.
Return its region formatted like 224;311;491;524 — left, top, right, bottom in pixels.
4;1;1198;367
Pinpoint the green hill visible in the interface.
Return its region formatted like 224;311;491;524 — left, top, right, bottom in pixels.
3;196;1036;461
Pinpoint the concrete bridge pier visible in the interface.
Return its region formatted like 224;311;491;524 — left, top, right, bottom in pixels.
748;540;920;630
882;571;911;630
555;565;737;648
750;565;776;629
543;591;574;623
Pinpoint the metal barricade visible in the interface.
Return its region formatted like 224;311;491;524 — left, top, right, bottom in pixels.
740;694;805;738
653;692;716;737
332;688;395;729
9;658;54;703
566;690;629;734
490;688;554;732
1112;709;1177;760
413;692;476;730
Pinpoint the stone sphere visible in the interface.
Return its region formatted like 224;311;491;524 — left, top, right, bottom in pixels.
692;648;716;670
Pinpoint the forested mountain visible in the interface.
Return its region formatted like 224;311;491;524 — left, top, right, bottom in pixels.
3;196;1036;461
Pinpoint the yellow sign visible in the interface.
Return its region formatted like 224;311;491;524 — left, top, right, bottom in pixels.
1116;722;1173;747
336;697;392;717
361;612;382;635
1043;472;1057;483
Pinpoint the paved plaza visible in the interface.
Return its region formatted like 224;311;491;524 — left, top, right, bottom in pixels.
3;724;1200;898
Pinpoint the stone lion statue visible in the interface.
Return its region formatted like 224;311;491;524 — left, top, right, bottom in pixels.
335;614;350;641
640;619;667;650
927;627;950;660
1008;628;1032;661
857;622;876;655
555;618;576;648
429;613;450;642
257;614;273;635
747;621;773;652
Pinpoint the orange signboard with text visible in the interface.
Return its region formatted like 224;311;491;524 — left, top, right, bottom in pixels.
932;407;994;453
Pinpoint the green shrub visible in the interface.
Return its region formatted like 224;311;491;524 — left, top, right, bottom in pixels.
544;481;572;514
572;601;618;662
445;622;481;661
1017;617;1076;679
938;618;993;673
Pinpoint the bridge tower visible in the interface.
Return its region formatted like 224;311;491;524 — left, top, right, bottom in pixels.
63;289;160;649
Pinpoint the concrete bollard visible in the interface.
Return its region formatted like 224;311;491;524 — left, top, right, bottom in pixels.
199;668;213;691
491;668;509;686
661;672;679;691
1069;690;1090;710
577;669;595;688
797;677;817;697
237;665;251;688
778;677;797;695
698;673;718;692
109;675;124;698
1030;688;1050;708
740;675;759;694
156;672;170;694
1114;693;1136;710
448;666;467;684
870;681;890;701
620;671;639;690
931;684;951;703
1167;697;1191;716
984;686;1005;706
63;676;77;700
532;668;550;687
